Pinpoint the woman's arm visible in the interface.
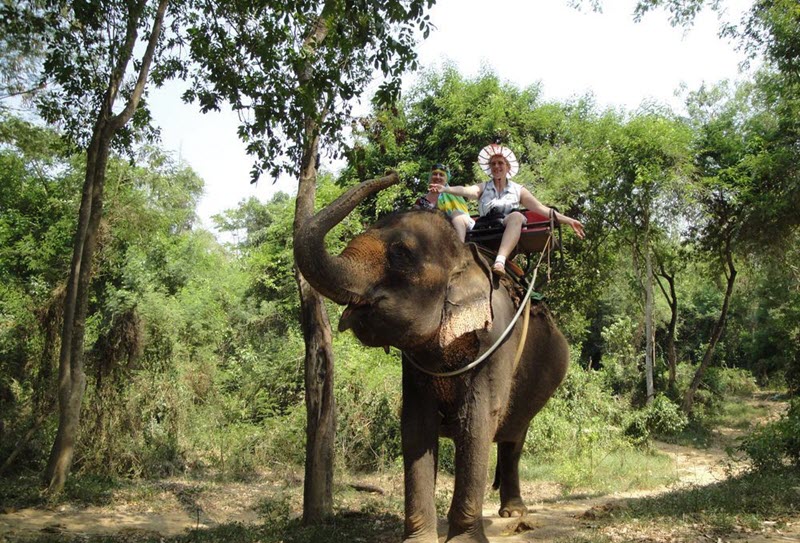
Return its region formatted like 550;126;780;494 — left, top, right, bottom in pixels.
520;187;585;239
429;182;483;200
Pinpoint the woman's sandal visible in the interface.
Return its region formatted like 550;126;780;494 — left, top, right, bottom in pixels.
492;261;506;277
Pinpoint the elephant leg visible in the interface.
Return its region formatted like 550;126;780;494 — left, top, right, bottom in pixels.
446;407;494;543
401;362;440;543
496;440;527;517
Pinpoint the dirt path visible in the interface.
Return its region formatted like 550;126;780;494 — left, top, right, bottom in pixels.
472;438;737;542
1;394;795;542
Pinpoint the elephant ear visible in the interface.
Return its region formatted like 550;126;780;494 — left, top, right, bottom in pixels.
439;245;494;348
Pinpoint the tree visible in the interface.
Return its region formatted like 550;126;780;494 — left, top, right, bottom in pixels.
652;240;689;391
0;4;46;101
678;75;800;410
3;0;174;493
588;109;693;403
627;0;800;241
604;0;800;409
179;0;435;522
680;81;755;412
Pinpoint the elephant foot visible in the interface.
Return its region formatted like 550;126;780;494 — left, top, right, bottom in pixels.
402;527;438;543
445;531;489;543
499;497;527;518
446;521;489;543
403;537;438;543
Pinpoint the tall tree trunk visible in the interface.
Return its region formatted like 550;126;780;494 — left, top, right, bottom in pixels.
655;262;678;392
644;244;655;404
633;236;655;405
293;113;336;523
43;0;168;493
296;272;336;522
290;8;336;523
682;244;737;414
44;129;110;492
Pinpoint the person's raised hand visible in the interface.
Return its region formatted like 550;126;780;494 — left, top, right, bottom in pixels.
568;218;585;239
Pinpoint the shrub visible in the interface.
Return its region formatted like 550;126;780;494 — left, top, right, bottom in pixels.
334;339;402;472
739;398;800;471
623;394;688;444
598;316;642;398
527;364;627;460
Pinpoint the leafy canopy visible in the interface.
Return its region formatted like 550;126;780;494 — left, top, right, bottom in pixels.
178;0;435;181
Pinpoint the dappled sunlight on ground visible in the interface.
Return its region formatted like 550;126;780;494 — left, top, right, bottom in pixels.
0;395;796;542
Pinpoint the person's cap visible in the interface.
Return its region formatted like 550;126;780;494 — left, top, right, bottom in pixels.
429;163;450;182
478;143;519;178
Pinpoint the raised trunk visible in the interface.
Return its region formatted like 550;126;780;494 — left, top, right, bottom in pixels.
292;164;398;522
293;172;399;304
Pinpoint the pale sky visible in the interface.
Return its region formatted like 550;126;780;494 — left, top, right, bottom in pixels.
147;0;753;230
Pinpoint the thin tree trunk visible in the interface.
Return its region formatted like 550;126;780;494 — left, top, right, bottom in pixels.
655;262;678;391
641;213;655;404
632;237;655;405
644;245;655;404
1;412;49;475
43;0;168;493
682;245;737;414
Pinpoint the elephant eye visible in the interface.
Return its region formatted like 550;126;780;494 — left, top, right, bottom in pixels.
387;240;417;276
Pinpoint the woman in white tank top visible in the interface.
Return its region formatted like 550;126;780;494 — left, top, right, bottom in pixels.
429;143;585;277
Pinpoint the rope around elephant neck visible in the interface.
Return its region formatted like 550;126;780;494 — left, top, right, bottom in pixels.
403;236;551;378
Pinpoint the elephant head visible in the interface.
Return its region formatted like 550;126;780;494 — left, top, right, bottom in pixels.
294;173;494;351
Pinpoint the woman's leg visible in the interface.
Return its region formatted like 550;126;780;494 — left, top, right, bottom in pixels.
492;212;525;276
497;212;525;259
451;213;474;243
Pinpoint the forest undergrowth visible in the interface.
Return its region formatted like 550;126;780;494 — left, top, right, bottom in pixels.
1;382;797;543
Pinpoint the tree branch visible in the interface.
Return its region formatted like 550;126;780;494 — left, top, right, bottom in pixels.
104;0;145;119
0;83;46;101
110;0;169;131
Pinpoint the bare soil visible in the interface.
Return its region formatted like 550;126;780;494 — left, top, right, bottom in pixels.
1;393;797;543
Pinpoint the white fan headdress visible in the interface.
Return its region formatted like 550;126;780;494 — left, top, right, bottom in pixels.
478;143;519;178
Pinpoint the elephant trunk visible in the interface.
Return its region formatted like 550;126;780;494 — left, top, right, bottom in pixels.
293;172;400;305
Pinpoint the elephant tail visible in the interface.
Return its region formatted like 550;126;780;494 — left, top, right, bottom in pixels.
492;453;500;490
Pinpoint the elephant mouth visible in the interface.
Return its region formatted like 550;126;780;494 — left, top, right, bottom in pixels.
338;300;370;333
338;297;390;349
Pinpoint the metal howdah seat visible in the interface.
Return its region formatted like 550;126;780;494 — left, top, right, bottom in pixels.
466;209;560;256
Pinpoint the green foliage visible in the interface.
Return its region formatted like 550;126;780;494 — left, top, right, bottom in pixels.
739;398;800;471
178;0;435;181
598;315;641;397
527;365;626;461
3;0;175;153
334;337;402;472
623;394;688;444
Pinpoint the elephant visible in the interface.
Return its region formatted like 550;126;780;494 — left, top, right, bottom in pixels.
294;172;569;543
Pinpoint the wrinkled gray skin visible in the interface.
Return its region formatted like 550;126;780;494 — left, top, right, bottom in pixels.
294;174;569;543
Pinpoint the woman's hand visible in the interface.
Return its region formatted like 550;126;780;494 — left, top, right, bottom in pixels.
429;183;447;194
565;217;585;239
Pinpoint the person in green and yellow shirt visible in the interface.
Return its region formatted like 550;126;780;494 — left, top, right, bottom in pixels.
413;163;475;242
